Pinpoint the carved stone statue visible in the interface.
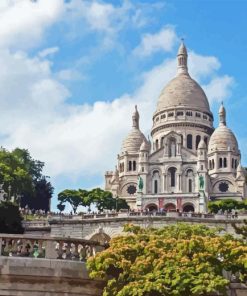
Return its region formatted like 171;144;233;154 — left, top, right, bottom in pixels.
199;175;204;190
138;176;144;192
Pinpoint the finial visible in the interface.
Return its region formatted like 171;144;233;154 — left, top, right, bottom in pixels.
177;39;188;75
132;105;139;129
219;102;226;126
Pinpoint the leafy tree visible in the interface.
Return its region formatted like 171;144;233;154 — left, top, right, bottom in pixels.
58;189;84;214
88;188;129;211
208;199;247;213
0;147;53;211
88;223;247;296
57;203;65;213
232;220;247;240
0;201;24;234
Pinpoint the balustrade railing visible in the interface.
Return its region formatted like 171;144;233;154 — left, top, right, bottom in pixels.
0;234;106;261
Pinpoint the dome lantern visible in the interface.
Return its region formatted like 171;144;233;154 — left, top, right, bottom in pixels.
219;102;226;126
177;39;188;75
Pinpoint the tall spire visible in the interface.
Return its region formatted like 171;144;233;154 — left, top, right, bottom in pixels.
177;39;188;75
132;105;139;129
219;102;226;126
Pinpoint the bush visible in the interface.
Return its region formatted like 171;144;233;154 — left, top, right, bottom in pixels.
208;199;247;213
0;201;24;233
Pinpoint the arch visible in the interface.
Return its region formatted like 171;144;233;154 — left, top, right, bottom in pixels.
90;232;111;244
168;167;177;187
187;134;193;149
152;170;160;194
133;161;136;171
196;135;201;149
128;161;132;171
145;203;158;212
223;158;227;168
188;179;192;193
155;139;159;150
164;203;176;212
219;158;223;168
212;159;215;169
183;203;195;212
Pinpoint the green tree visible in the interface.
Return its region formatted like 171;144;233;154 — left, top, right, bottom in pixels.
88;188;129;211
0;201;24;234
232;220;247;240
88;223;247;296
0;147;53;210
57;203;65;213
58;189;84;214
208;199;247;213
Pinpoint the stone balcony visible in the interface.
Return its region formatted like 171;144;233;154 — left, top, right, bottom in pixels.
0;233;106;296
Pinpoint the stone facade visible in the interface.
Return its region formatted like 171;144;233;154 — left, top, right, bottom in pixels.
105;42;246;211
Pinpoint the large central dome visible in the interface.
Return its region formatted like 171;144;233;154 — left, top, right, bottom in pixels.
156;73;210;113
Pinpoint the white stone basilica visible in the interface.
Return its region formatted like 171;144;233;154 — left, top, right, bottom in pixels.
105;42;246;212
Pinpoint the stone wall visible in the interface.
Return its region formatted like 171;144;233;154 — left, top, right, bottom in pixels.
0;257;104;296
49;215;244;241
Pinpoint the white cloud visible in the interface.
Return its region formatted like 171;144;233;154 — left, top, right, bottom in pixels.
0;0;65;49
202;75;234;103
133;26;178;57
39;47;59;58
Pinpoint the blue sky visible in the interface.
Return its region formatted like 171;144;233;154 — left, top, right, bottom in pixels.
0;0;246;212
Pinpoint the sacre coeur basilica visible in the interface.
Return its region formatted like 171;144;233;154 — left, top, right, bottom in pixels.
105;42;246;213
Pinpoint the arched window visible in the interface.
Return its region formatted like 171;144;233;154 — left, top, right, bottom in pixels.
188;179;192;193
212;159;215;169
187;134;193;149
204;136;208;147
152;170;160;194
235;159;238;169
133;161;136;171
224;158;227;168
219;158;223;168
161;137;164;147
154;180;158;194
168;167;176;187
196;135;201;149
128;161;132;171
232;158;234;169
209;160;212;170
155;139;159;150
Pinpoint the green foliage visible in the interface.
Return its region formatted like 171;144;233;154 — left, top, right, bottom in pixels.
87;223;247;296
57;188;129;213
57;203;65;213
232;219;247;240
208;199;247;213
0;148;53;210
0;201;24;233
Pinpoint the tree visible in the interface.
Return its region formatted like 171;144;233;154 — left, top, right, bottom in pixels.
87;223;247;296
88;188;129;211
0;147;53;211
208;199;247;213
57;203;65;213
0;201;24;234
58;189;84;214
232;219;247;240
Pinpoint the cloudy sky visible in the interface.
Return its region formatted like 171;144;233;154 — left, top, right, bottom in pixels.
0;0;247;211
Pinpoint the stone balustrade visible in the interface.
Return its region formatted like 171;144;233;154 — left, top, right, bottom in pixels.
0;233;106;261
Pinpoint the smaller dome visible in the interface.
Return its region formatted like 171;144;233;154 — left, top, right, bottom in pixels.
140;140;150;151
198;139;206;149
121;129;146;153
121;106;147;153
208;104;238;152
209;125;238;152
